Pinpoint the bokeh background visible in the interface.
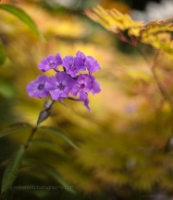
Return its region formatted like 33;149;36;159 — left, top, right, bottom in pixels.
1;0;173;199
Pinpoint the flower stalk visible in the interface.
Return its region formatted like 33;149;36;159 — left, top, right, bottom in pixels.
24;99;55;149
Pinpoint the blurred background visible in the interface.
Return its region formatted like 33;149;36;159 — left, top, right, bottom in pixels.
1;0;173;199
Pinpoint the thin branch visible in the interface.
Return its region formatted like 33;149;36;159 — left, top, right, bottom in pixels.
136;46;173;108
136;46;173;152
24;126;38;149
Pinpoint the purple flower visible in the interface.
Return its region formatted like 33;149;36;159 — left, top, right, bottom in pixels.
45;72;75;100
71;74;92;100
85;56;101;73
27;51;101;112
62;56;86;77
38;54;62;72
76;51;101;74
83;98;91;112
90;76;101;94
26;75;49;98
76;51;86;63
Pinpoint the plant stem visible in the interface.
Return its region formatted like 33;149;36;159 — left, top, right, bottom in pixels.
24;100;55;149
136;46;173;152
24;126;38;149
136;46;173;108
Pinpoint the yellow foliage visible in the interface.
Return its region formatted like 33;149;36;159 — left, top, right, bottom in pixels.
141;21;173;53
94;168;129;185
86;6;173;54
85;6;142;36
2;0;173;197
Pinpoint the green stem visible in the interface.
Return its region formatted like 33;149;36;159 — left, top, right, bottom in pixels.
24;100;55;149
24;126;38;149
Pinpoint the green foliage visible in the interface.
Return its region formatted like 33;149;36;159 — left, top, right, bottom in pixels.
23;159;75;194
0;123;33;138
39;164;75;194
2;0;173;199
30;139;68;157
0;81;16;98
39;126;78;149
0;39;6;66
1;146;25;193
0;4;44;40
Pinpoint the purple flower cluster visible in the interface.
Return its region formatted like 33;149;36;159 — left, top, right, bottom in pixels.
26;51;101;111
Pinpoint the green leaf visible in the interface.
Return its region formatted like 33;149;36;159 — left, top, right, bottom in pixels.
1;146;25;193
0;123;33;138
23;160;75;194
30;139;68;156
0;4;44;40
0;39;6;66
0;81;16;98
39;126;78;149
40;164;75;194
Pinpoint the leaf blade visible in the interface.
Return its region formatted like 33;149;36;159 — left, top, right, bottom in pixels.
23;160;75;194
85;6;143;36
39;126;78;149
0;4;44;40
40;164;75;194
30;139;68;156
1;146;25;193
0;123;33;138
